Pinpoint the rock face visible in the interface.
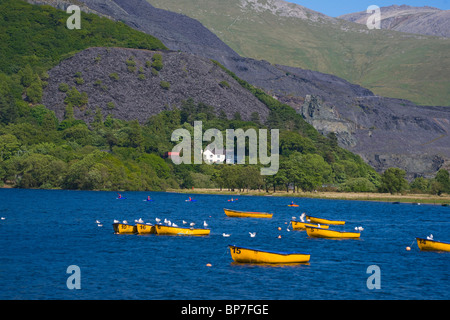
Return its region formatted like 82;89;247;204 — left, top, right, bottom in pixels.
41;47;269;123
339;5;450;38
29;0;450;178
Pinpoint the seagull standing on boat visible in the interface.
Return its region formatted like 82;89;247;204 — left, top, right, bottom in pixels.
155;218;161;224
427;234;434;240
113;219;119;223
190;222;195;227
300;213;305;222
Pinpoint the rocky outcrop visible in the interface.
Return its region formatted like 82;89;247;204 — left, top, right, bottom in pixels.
41;47;269;123
339;5;450;38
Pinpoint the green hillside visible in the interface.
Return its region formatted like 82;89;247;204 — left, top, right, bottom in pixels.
1;0;386;193
148;0;450;106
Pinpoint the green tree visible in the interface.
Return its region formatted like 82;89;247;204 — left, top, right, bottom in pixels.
410;177;430;193
0;134;20;161
380;168;408;194
435;169;450;193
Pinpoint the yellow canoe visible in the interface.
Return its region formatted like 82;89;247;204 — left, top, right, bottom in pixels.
136;223;156;234
288;204;299;207
229;245;310;264
113;223;137;234
224;208;273;218
416;238;450;252
155;224;210;236
291;221;329;230
306;226;360;239
305;215;345;225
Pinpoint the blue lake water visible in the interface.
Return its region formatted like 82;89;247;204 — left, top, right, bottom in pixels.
0;188;449;300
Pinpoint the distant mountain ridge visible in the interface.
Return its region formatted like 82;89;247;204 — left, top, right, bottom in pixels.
147;0;450;107
339;5;450;38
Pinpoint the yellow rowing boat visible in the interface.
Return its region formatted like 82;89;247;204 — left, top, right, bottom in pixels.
305;215;345;225
305;226;360;239
224;208;273;218
155;224;210;236
113;223;137;234
136;223;156;234
291;221;329;230
228;245;310;264
416;238;450;252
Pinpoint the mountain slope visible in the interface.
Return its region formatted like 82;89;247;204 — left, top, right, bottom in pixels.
41;47;269;123
147;0;450;107
339;5;450;38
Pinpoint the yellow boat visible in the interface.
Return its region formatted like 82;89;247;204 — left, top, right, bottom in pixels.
416;238;450;252
291;221;329;230
113;223;137;234
136;223;156;234
288;204;299;207
305;215;345;225
155;224;210;236
229;245;310;264
224;208;273;218
305;226;360;239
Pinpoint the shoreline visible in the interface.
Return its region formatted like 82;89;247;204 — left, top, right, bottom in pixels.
2;184;449;205
168;188;450;205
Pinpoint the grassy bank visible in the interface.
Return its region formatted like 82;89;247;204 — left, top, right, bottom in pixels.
168;188;450;205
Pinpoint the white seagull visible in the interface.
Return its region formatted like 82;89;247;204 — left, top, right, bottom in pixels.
113;219;119;223
300;213;305;222
155;218;161;223
203;221;208;227
183;220;187;224
427;234;434;240
249;232;256;238
223;233;230;237
190;222;195;227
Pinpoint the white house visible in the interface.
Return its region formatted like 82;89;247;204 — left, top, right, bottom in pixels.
202;147;226;164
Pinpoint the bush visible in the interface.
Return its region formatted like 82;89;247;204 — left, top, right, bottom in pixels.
152;53;163;71
339;178;376;192
58;82;69;92
109;73;119;81
74;77;85;85
219;80;230;88
160;81;170;90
